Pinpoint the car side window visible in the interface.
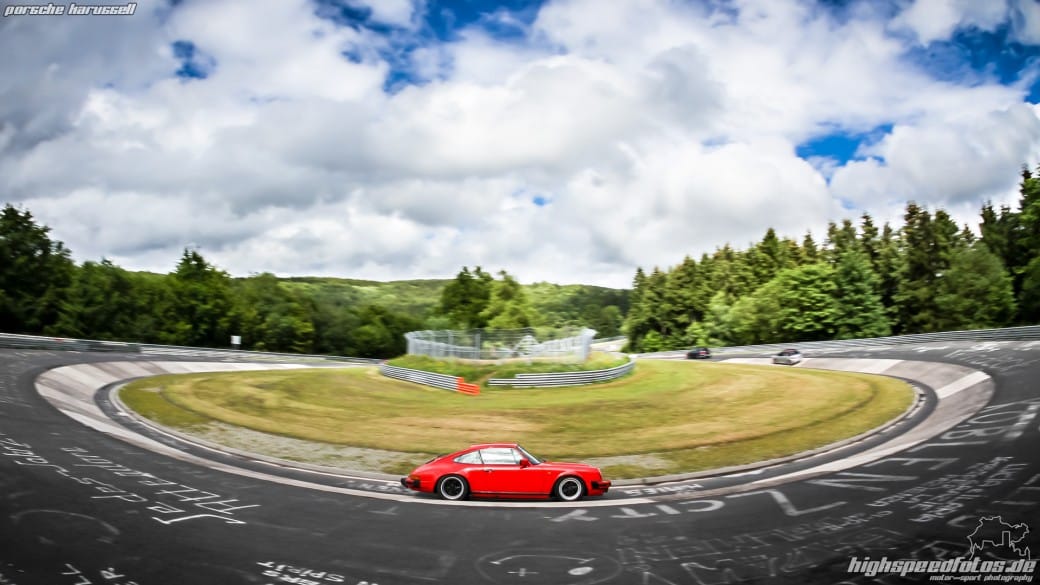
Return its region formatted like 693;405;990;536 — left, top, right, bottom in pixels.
454;451;482;464
479;448;519;465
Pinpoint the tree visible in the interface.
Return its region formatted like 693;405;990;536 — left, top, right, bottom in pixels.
480;271;534;329
0;205;74;333
748;228;788;286
622;267;651;350
979;201;1016;271
980;165;1040;323
769;263;840;342
438;266;493;329
52;259;141;340
1018;256;1040;324
860;213;880;271
348;305;422;358
801;231;820;264
832;250;890;339
824;219;860;264
893;203;946;333
591;305;623;337
624;267;672;350
162;249;235;347
934;244;1016;330
726;280;782;345
659;256;700;342
697;291;737;346
1018;165;1040;264
875;222;902;327
234;273;315;353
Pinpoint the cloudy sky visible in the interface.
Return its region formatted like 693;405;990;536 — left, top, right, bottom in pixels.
2;0;1040;288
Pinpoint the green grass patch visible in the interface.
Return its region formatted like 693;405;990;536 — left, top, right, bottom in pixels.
386;351;630;384
120;360;913;479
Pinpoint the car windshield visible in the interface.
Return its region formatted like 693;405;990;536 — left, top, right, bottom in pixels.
516;445;542;465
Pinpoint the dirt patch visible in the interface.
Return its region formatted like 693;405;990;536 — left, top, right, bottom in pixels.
188;422;433;473
391;414;541;434
581;453;672;469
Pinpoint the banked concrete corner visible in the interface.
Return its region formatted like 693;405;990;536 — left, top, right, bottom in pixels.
33;356;994;507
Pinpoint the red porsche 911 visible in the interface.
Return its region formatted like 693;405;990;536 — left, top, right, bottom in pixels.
400;443;611;501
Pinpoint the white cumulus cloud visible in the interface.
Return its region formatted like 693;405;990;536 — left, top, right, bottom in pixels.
2;0;1039;287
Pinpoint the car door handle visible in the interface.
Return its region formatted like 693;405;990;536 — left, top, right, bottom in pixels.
482;469;493;473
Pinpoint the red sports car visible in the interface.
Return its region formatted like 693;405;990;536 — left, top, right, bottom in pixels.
400;443;611;501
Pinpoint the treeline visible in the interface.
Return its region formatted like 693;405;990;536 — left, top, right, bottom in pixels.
432;266;628;337
0;205;627;357
624;166;1040;351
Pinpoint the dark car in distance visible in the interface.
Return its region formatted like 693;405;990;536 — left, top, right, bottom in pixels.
686;347;711;359
772;348;803;365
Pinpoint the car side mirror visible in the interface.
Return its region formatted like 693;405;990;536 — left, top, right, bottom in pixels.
519;458;531;468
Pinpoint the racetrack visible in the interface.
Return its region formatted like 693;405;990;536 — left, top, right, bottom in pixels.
1;341;1038;584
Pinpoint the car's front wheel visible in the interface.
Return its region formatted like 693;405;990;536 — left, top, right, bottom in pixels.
436;475;469;501
553;476;586;501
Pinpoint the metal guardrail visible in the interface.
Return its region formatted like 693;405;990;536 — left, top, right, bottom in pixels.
379;364;459;391
136;343;379;364
0;332;379;364
6;324;1038;367
0;333;141;353
637;324;1040;359
487;359;635;388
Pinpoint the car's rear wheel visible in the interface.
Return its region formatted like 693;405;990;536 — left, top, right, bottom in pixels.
553;476;586;501
437;475;469;501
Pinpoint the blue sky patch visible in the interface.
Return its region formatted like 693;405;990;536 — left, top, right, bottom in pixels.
171;40;215;80
311;0;544;92
796;123;893;165
905;25;1040;99
422;0;544;42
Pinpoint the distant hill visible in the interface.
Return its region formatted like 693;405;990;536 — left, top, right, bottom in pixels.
279;276;630;335
281;276;449;317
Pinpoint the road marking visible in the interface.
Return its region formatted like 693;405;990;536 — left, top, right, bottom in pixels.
935;371;990;399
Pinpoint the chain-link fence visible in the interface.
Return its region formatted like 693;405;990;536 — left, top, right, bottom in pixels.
405;327;597;362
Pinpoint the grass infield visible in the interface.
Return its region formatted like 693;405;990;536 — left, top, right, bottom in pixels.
120;360;913;478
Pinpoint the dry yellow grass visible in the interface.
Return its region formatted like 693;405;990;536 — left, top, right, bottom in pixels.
121;360;912;478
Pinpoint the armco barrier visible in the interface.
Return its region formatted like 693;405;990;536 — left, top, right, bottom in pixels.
638;324;1040;360
379;364;459;392
0;333;140;353
487;359;635;388
0;333;378;364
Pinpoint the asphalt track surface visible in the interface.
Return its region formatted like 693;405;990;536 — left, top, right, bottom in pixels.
0;342;1038;584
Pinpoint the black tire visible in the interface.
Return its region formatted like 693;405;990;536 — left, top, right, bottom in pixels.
553;476;586;502
436;475;469;501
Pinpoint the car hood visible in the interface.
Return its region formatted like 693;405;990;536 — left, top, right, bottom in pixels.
537;461;600;473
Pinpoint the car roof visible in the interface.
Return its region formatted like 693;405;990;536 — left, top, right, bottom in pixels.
466;443;519;450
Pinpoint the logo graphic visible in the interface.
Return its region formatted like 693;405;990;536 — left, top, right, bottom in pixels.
2;3;137;18
968;516;1032;560
845;516;1036;581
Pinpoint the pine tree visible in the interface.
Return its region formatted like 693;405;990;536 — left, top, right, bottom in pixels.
164;249;236;347
0;204;74;333
770;263;840;342
801;231;820;264
934;244;1016;330
860;213;880;271
833;250;890;339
